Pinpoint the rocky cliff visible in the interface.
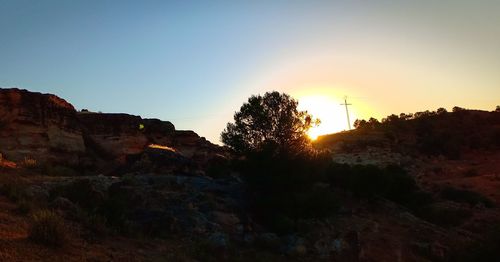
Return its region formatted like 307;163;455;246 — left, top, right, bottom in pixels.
0;88;85;165
0;88;224;171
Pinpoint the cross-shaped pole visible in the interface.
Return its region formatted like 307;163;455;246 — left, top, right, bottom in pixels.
340;96;352;130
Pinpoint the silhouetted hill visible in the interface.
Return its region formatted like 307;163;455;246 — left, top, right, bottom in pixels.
315;108;500;159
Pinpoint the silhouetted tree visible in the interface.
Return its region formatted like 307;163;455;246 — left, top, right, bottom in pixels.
382;114;400;123
368;117;380;127
221;91;318;154
453;106;465;113
399;113;411;120
353;119;367;129
437;107;448;114
496;105;500;112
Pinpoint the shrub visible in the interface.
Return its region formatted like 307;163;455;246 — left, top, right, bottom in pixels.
440;187;494;207
22;156;38;168
238;148;337;232
206;157;232;179
76;209;108;238
326;163;433;210
98;188;128;232
49;179;105;210
29;210;69;247
416;131;461;159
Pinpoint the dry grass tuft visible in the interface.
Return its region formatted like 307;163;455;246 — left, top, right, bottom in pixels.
29;209;69;247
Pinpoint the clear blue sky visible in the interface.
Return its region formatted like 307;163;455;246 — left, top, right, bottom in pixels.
1;1;499;143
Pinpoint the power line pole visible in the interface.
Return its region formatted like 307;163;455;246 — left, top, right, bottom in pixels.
341;96;352;130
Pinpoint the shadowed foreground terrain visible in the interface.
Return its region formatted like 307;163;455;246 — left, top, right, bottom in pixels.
0;88;499;261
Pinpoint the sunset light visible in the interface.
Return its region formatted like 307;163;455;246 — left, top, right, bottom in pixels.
1;1;500;260
298;94;357;140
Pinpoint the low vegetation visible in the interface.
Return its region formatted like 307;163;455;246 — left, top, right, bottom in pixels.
22;156;38;168
440;186;494;207
238;148;337;233
326;163;433;209
223;92;442;234
335;106;500;159
29;209;69;247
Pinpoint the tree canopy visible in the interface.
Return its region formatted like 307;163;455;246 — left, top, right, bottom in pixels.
221;91;318;154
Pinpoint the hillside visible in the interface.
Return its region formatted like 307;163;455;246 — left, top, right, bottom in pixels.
0;88;499;261
313;108;500;260
315;108;500;158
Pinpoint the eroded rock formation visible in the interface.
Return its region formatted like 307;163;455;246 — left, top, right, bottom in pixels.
0;88;224;172
0;88;85;164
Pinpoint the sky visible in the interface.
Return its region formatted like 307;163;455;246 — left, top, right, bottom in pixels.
1;0;499;143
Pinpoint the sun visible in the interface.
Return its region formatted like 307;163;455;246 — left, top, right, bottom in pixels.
297;95;355;140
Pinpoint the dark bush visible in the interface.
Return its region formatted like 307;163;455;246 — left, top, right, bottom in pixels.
326;163;433;210
440;187;494;207
97;184;130;232
49;179;105;211
238;147;337;232
74;208;108;238
416;131;461;159
49;179;129;234
206;157;232;179
29;210;69;247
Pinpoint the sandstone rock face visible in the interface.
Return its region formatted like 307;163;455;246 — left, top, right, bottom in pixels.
0;88;224;170
78;113;151;162
78;111;226;169
0;88;85;164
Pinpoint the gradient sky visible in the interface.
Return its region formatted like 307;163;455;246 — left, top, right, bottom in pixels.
1;0;499;143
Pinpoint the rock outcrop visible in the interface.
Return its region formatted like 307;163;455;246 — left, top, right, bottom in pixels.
77;113;153;162
0;88;224;171
0;88;85;164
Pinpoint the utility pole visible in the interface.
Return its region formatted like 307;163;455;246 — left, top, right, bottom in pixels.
341;96;352;130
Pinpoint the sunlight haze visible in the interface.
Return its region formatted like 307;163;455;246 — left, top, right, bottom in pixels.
1;0;499;144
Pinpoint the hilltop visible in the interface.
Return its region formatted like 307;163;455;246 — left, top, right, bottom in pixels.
316;107;500;158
